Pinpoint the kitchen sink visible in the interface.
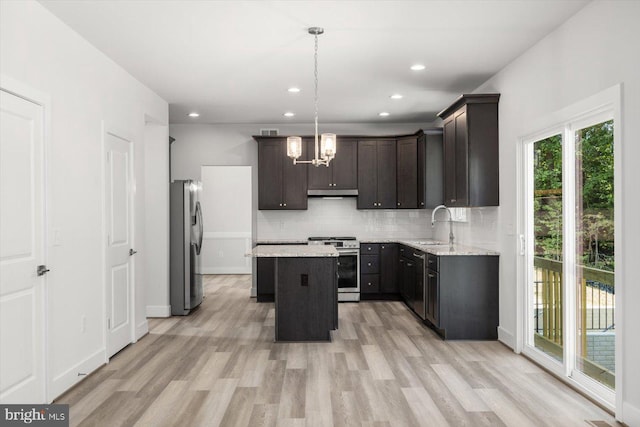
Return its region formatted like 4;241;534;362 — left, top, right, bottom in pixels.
413;240;443;245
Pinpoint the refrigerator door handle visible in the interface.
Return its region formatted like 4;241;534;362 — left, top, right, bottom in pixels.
195;201;203;255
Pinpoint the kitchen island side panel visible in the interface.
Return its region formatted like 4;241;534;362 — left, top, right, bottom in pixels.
275;257;336;342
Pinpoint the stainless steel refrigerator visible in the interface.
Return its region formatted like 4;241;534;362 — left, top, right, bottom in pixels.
170;180;204;315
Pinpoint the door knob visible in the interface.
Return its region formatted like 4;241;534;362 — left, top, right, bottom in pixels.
129;249;138;256
37;265;50;276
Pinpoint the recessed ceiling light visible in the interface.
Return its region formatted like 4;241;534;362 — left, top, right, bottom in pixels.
410;64;426;71
390;94;403;100
188;112;200;118
284;112;295;117
288;87;301;93
379;112;390;117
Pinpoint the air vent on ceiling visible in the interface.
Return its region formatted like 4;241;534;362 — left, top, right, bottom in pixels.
260;128;279;136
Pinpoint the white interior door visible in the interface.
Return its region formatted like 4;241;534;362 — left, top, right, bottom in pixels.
105;130;134;358
0;89;46;403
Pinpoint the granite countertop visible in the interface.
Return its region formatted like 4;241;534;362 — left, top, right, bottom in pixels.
256;239;308;245
361;238;499;256
247;245;339;258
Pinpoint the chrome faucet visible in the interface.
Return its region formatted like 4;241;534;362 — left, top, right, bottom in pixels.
431;205;455;247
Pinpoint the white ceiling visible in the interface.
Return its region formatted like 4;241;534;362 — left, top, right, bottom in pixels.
39;0;589;125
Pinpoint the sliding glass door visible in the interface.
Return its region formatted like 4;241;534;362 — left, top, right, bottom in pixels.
574;120;615;389
530;134;564;363
524;113;616;405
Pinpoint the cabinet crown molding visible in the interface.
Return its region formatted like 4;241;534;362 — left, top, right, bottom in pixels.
437;93;501;119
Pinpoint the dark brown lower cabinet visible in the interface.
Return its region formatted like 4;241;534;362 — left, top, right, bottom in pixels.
256;257;275;302
379;244;398;293
360;243;400;300
426;254;499;340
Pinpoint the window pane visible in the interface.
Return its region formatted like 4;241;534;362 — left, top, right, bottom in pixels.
575;120;615;389
531;134;563;362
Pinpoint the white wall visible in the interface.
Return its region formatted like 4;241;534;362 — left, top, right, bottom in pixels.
464;1;639;422
0;0;168;400
144;122;170;317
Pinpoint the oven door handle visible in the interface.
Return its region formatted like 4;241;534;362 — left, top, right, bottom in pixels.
337;249;360;256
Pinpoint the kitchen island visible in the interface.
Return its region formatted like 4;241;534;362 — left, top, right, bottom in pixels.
248;245;338;342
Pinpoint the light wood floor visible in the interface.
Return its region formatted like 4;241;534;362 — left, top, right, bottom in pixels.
57;275;619;427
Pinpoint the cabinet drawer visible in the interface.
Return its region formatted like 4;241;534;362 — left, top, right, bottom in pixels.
361;255;380;274
361;274;380;293
361;243;380;255
427;254;439;272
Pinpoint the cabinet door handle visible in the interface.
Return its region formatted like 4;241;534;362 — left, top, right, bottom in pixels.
413;252;425;260
381;245;385;249
397;202;401;206
367;263;372;266
421;202;425;206
407;262;413;267
428;274;435;278
283;203;287;207
368;282;372;286
279;203;282;207
451;199;456;203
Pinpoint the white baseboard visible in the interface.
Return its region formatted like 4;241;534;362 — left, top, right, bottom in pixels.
146;305;171;318
49;348;105;402
201;267;252;274
622;401;640;426
135;320;148;341
498;326;515;350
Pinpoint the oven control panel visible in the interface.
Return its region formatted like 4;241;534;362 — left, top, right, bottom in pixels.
308;237;359;249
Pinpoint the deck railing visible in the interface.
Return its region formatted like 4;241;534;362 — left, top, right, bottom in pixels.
533;256;615;388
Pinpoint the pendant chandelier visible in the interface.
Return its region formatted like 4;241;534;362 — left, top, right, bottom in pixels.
287;27;336;167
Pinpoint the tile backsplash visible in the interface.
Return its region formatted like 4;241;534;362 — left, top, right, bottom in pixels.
257;198;499;251
257;198;433;240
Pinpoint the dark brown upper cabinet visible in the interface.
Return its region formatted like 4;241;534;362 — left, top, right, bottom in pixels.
438;94;500;207
307;137;357;192
255;137;308;210
419;129;444;209
397;129;444;209
357;140;396;209
396;136;419;209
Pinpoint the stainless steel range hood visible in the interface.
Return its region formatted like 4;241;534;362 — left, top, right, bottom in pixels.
307;189;358;197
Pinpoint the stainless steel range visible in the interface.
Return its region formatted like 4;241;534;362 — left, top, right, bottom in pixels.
308;237;360;302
